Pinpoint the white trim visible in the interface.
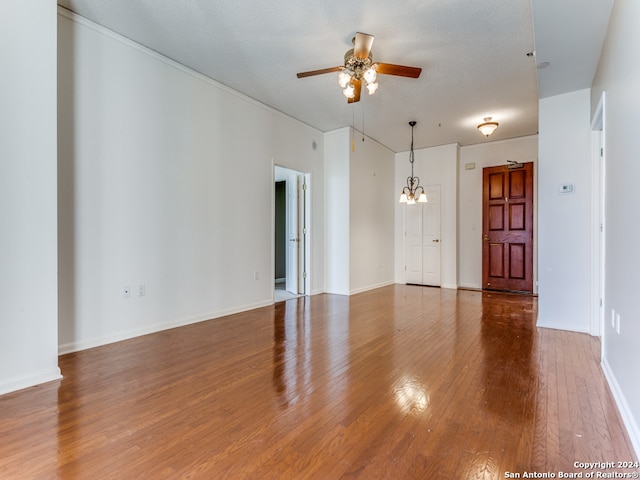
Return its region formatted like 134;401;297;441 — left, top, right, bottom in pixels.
0;369;62;397
58;300;272;355
535;321;590;335
349;281;395;296
602;357;640;459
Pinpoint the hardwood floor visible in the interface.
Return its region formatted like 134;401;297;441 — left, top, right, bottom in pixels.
1;285;637;479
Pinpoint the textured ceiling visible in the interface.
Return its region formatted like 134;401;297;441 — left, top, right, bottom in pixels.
56;0;612;153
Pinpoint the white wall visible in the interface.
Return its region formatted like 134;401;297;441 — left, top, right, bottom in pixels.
591;0;640;456
537;89;592;333
458;136;538;290
57;10;325;353
324;127;396;295
0;1;61;394
349;133;395;294
395;143;458;288
324;128;350;295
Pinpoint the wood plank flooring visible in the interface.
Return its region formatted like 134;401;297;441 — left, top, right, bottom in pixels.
1;285;637;479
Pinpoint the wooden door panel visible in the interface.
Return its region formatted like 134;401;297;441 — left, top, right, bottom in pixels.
488;204;504;231
509;169;527;199
488;243;505;278
509;203;526;230
509;244;525;279
482;163;534;293
489;172;505;199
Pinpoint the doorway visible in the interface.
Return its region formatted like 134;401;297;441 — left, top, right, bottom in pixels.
274;166;309;301
482;162;534;293
404;185;442;286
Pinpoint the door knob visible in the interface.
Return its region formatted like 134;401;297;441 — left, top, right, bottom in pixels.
289;238;299;243
432;239;440;243
484;235;489;241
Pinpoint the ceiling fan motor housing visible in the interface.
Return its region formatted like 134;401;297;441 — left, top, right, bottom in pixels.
343;49;375;79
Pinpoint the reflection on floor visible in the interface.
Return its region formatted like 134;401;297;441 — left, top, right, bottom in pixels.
274;282;302;302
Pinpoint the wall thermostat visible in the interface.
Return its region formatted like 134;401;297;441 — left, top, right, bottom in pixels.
559;183;575;194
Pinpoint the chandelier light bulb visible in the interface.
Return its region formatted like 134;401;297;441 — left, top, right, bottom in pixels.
343;83;355;98
366;82;378;95
363;66;377;84
338;70;352;88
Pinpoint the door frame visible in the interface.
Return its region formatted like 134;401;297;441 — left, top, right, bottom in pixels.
591;92;606;350
274;165;310;296
481;162;534;293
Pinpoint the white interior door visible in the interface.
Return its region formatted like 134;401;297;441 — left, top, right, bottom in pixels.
286;174;299;294
405;204;423;284
297;174;307;294
422;186;441;286
404;185;441;286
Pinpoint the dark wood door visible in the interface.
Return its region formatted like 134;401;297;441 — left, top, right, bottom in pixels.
482;162;534;293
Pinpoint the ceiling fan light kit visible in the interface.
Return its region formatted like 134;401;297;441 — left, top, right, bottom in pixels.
477;117;499;137
297;32;421;103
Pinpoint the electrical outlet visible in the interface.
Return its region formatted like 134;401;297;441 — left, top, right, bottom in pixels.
138;284;146;297
254;271;259;280
123;285;131;298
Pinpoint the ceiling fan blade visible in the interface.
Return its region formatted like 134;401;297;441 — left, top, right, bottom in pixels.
353;32;375;59
297;66;342;78
376;63;422;78
347;79;362;103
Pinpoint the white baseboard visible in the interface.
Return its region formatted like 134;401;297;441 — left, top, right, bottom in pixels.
601;357;640;459
0;368;62;397
536;319;590;334
349;280;394;296
58;299;273;355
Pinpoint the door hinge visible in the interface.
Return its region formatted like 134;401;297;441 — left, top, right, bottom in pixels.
600;298;603;307
303;271;307;279
302;182;307;191
600;147;604;157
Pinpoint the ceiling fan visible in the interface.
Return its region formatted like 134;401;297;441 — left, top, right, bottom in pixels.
296;32;422;103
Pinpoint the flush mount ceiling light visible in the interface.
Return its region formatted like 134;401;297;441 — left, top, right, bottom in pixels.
477;117;499;137
399;121;427;204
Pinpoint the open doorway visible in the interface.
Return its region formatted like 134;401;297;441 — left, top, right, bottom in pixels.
274;166;310;302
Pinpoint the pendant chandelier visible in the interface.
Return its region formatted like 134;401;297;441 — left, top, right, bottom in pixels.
399;121;427;204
